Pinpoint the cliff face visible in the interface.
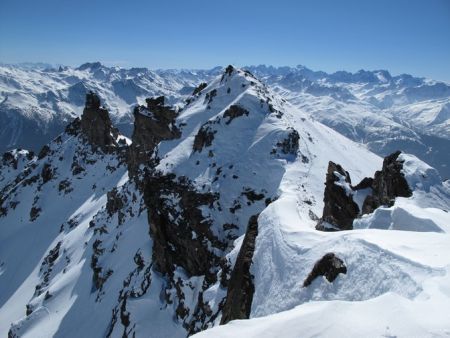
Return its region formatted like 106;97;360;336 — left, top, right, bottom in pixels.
143;173;223;278
127;96;181;177
220;215;259;325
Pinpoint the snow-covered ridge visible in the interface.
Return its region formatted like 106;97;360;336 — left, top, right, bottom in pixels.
1;62;450;178
0;66;449;338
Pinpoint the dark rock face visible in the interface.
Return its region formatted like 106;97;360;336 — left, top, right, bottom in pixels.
303;253;347;287
192;82;208;96
1;150;34;169
316;151;413;230
37;145;51;160
362;151;412;214
352;177;374;190
80;92;119;152
204;89;217;104
221;65;235;82
223;105;249;125
220;215;259;325
106;188;124;217
29;206;41;221
143;173;222;277
127;96;181;177
316;161;359;231
41;163;53;184
91;239;112;291
193;123;216;152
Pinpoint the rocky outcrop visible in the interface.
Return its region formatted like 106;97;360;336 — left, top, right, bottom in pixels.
192;82;208;96
316;162;359;231
317;151;413;231
106;187;124;221
220;65;235;82
193;123;216;153
220;215;259;325
362;151;412;214
40;163;53;184
37;145;51;160
127;96;181;177
143;173;222;277
303;253;347;287
277;128;300;155
80;92;119;151
223;105;249;125
65;117;81;136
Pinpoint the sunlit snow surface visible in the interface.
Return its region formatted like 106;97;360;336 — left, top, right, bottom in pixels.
0;67;449;338
1;63;449;176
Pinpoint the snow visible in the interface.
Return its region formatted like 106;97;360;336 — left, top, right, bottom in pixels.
194;271;450;338
1;65;450;338
1;63;449;178
399;152;442;191
333;170;353;196
354;152;450;233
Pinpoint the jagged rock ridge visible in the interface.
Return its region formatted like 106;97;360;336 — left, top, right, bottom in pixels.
80;91;120;152
1;66;449;338
128;96;181;177
317;150;413;231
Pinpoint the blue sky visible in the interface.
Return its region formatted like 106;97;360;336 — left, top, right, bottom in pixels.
1;0;449;81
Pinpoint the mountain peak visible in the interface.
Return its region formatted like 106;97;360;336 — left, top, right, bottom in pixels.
76;61;103;71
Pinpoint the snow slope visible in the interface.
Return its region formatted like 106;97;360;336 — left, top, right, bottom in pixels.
0;66;449;338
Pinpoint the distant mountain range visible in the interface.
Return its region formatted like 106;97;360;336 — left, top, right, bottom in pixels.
1;62;449;178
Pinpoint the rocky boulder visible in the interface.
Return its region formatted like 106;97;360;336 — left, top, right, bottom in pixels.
303;253;347;287
223;105;249;125
277;128;300;155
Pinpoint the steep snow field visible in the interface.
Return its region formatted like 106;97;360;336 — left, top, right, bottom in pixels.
0;66;449;338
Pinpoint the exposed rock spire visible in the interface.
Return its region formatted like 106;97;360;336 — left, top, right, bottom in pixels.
127;96;181;177
316;161;359;231
362;150;412;214
80;91;119;151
